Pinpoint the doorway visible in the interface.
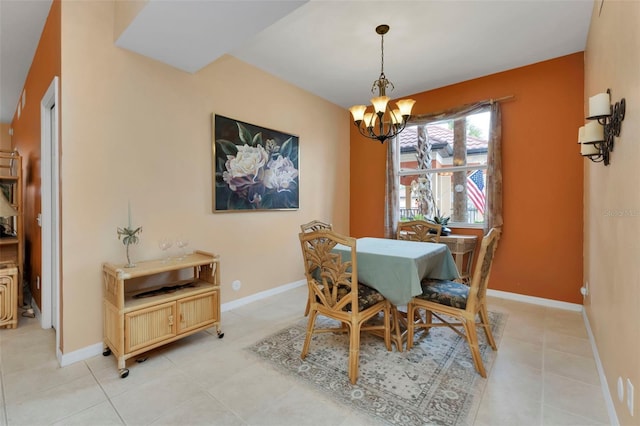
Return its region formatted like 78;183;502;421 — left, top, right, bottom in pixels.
40;76;60;357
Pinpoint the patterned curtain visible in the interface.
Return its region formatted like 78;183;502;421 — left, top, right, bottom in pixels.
398;99;504;235
384;135;399;239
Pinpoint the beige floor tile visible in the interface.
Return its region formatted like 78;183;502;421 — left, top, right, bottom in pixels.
543;372;609;424
542;404;608;425
544;314;588;339
487;356;544;402
149;393;245;426
544;330;593;358
544;349;600;385
207;362;298;421
109;369;203;425
51;401;124;426
5;374;107;425
3;360;92;405
495;335;544;370
91;352;177;398
503;316;546;346
473;386;542;426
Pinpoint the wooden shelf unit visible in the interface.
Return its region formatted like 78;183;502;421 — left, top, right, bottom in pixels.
102;250;222;377
0;151;23;307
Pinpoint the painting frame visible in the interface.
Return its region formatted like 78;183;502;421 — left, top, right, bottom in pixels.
212;114;300;212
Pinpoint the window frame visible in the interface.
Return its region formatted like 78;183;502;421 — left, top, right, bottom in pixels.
396;111;491;228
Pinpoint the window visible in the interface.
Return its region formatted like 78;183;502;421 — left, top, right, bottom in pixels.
397;109;490;226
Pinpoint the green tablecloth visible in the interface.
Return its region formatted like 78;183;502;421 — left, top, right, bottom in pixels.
334;237;459;306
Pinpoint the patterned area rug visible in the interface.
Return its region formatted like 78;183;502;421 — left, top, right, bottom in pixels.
246;311;506;426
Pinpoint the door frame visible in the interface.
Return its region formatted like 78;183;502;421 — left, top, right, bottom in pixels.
40;76;61;354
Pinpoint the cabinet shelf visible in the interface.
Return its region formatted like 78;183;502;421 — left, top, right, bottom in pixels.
0;237;19;246
123;279;216;313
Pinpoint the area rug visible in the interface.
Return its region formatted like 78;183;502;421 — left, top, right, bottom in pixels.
246;311;506;426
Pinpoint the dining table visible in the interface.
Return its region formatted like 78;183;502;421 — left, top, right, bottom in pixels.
333;237;459;351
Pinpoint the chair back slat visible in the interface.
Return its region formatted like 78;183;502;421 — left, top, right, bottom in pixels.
466;227;501;312
299;229;357;312
300;220;333;233
397;220;442;243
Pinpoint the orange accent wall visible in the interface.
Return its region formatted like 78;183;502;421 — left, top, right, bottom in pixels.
351;53;585;303
10;0;61;309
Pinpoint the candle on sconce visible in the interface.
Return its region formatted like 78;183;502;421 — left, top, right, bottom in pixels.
578;126;585;144
581;142;599;156
583;121;604;142
588;92;611;118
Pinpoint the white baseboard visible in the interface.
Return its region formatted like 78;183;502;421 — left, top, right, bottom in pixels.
582;309;619;426
220;279;306;312
487;289;583;312
59;342;103;367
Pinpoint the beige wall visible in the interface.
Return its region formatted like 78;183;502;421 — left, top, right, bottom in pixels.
584;1;640;424
60;1;349;353
0;123;11;150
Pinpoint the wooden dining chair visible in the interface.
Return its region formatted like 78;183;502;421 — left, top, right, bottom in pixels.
299;229;391;384
300;220;333;316
397;220;442;243
406;227;501;377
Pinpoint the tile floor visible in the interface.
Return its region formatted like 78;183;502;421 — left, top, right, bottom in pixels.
0;286;610;425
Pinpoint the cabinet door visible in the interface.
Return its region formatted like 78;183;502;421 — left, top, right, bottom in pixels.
125;301;176;353
177;291;218;334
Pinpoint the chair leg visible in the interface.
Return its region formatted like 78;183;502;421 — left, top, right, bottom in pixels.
301;310;318;359
463;319;486;378
406;303;415;350
303;298;310;317
382;304;392;351
479;305;497;350
348;322;360;384
390;305;404;352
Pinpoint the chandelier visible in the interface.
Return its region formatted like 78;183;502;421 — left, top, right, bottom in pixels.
349;24;416;144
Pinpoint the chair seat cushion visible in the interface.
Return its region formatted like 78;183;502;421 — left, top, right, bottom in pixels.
322;283;385;311
356;282;386;310
416;278;469;309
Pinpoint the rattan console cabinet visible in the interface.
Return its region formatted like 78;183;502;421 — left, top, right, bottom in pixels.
102;251;223;378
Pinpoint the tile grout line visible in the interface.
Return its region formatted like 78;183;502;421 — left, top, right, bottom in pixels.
0;340;7;426
85;360;127;425
540;310;548;426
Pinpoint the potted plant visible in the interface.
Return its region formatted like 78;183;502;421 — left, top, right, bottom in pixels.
430;209;452;236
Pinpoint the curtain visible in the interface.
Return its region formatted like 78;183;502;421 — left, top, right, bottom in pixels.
485;102;503;233
384;135;399;239
385;99;504;235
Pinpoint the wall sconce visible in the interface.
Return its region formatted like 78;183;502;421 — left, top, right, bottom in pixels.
578;89;626;165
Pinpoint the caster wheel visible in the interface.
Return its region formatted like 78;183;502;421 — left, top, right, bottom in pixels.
217;331;224;339
102;348;111;356
136;357;148;363
119;368;129;379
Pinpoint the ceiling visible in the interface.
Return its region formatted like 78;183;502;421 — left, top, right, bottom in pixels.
0;0;594;124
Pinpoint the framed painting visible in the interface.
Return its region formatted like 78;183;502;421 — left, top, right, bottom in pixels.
212;114;299;212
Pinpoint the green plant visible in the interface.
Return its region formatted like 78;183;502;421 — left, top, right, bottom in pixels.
117;226;142;267
432;209;450;226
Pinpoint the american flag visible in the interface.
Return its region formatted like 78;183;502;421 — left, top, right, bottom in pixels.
467;170;485;214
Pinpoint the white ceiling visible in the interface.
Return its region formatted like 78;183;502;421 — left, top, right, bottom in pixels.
0;0;594;124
